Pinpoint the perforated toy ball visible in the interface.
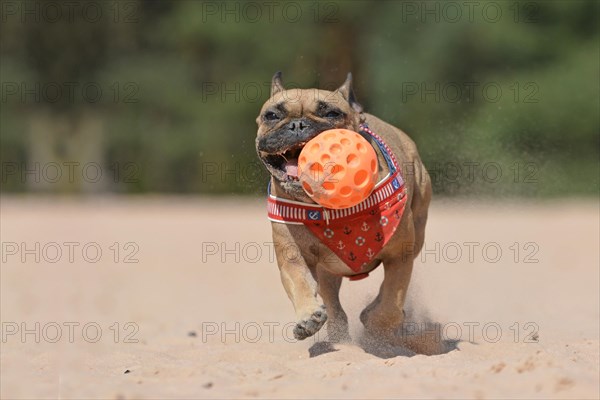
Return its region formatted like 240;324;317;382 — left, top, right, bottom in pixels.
298;129;378;209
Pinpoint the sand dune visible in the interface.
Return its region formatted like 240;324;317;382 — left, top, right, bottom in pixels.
1;196;598;399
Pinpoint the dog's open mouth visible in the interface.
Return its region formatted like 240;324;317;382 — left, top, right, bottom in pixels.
263;142;307;181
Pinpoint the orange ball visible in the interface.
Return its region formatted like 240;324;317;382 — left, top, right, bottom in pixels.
298;129;378;209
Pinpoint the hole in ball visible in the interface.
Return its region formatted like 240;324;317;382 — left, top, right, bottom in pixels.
346;153;359;168
322;181;335;191
354;169;368;186
309;162;324;181
330;164;345;178
302;182;314;195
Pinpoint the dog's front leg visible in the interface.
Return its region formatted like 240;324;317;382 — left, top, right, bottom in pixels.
360;256;413;339
317;266;350;343
277;255;327;340
273;227;327;340
360;212;415;339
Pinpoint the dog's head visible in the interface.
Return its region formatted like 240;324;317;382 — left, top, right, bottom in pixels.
256;72;363;200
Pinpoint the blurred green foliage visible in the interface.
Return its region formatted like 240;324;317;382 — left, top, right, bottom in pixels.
1;0;598;196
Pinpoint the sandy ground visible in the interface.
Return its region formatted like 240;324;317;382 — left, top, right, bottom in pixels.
1;196;598;399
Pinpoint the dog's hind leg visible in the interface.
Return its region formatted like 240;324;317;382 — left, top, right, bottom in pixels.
317;266;350;343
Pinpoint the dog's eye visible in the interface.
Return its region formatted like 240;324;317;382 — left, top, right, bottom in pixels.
325;110;341;118
264;111;279;121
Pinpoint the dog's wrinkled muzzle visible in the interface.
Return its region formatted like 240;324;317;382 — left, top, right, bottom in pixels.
257;119;328;182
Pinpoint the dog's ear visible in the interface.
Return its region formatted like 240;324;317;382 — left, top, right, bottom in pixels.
271;71;285;97
336;72;363;113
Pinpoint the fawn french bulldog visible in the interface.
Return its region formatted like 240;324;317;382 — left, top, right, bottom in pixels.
256;72;432;350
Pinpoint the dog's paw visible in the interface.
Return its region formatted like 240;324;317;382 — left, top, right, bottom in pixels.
360;307;405;337
294;306;327;340
360;315;402;342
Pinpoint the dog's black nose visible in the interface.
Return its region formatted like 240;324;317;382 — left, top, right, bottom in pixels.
288;119;310;134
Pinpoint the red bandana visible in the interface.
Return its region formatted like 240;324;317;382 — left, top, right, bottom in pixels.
267;125;407;280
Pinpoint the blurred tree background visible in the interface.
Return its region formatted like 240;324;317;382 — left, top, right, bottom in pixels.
1;0;598;197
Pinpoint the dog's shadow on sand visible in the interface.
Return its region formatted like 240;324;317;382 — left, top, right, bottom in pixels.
308;341;340;358
358;334;461;359
309;334;460;359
